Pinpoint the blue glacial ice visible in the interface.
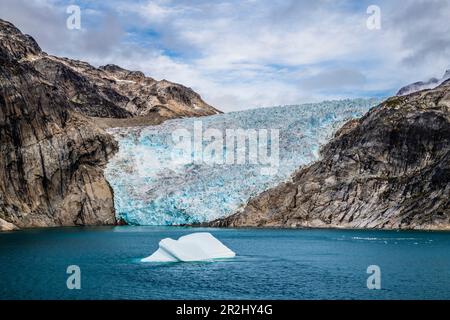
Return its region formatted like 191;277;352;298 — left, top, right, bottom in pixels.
105;98;381;225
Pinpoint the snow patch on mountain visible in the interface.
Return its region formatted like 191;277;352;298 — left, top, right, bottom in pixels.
397;69;450;96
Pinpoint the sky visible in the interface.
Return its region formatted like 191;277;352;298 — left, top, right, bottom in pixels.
0;0;449;112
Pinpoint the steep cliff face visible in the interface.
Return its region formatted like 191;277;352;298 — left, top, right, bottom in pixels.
211;81;450;230
0;27;118;229
0;19;219;230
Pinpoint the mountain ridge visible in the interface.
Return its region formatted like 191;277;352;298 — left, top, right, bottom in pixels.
0;18;220;123
396;69;450;96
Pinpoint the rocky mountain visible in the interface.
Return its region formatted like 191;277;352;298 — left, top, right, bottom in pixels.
211;80;450;230
0;19;219;231
397;69;450;96
0;19;219;122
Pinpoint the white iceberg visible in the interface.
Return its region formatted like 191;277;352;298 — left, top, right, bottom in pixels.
141;232;235;262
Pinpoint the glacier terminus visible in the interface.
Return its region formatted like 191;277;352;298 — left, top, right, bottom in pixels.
105;98;381;226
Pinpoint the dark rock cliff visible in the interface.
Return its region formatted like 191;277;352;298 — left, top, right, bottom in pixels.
211;81;450;230
0;24;117;230
0;19;219;230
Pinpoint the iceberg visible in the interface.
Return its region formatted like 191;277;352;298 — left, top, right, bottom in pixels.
141;232;236;262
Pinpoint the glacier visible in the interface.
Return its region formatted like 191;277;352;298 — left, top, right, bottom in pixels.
105;98;381;225
141;232;236;262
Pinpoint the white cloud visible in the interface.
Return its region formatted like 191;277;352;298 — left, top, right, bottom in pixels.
1;0;449;112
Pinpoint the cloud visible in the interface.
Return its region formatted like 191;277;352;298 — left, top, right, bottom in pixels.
0;0;449;111
301;69;367;92
0;0;126;58
391;0;450;70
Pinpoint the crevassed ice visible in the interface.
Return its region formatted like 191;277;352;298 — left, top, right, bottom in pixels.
105;98;381;225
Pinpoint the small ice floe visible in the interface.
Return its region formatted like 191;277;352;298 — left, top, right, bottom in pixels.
141;232;235;263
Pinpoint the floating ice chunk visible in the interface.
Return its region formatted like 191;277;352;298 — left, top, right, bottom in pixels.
141;232;235;262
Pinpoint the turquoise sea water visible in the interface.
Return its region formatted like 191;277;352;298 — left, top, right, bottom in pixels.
1;226;450;300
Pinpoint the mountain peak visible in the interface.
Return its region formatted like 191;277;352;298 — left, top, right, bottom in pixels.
0;19;42;59
0;19;220;123
397;67;450;96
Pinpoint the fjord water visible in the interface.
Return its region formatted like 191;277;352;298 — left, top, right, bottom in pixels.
1;227;450;300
